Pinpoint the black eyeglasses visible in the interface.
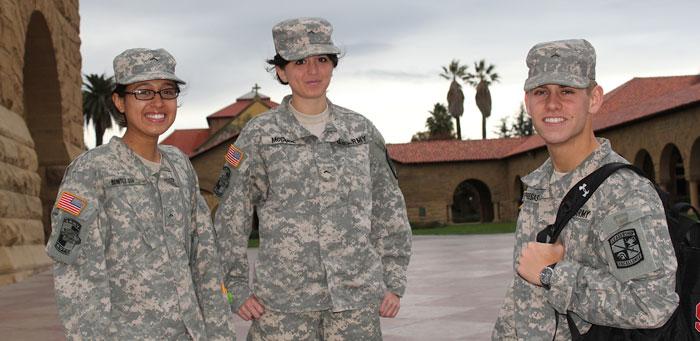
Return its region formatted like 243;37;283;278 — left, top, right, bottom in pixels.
124;88;180;100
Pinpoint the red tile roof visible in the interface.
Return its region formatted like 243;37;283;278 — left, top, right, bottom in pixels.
160;128;210;156
388;137;529;164
207;95;278;119
389;75;700;164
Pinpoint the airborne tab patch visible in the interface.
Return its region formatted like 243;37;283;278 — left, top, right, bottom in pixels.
609;229;644;268
56;192;86;217
225;145;245;168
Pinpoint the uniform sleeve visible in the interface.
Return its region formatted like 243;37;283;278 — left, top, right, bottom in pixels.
492;278;517;340
368;123;412;296
187;161;237;340
45;160;113;339
544;176;679;328
213;125;266;311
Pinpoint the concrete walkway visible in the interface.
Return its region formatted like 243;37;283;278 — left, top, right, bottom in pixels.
0;234;514;340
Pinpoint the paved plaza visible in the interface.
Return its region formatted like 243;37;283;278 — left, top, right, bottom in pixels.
0;234;514;340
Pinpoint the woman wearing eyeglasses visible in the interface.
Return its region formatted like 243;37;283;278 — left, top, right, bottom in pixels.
46;48;236;340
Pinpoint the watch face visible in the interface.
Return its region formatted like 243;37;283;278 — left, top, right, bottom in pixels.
540;266;553;288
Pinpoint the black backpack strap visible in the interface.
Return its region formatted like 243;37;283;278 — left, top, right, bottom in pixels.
535;162;648;339
536;162;645;243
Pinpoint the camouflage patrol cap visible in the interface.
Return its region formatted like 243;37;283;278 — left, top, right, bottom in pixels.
113;48;185;85
524;39;595;91
272;17;340;61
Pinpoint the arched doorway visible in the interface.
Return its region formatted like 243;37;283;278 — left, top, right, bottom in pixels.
23;11;68;241
687;138;700;209
451;179;494;223
660;144;688;203
633;149;656;181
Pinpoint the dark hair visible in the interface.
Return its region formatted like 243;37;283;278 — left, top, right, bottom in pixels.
266;54;339;85
110;82;182;128
111;84;128;127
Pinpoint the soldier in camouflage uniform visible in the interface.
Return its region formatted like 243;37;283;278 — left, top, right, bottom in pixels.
213;18;412;340
492;39;679;340
46;48;236;340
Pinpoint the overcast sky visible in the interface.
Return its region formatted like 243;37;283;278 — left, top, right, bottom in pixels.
79;1;700;147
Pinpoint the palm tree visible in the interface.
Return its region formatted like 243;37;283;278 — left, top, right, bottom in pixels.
83;73;115;146
464;59;499;139
440;59;468;139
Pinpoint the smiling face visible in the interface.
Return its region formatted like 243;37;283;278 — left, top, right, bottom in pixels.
525;83;603;148
112;79;178;142
276;54;334;102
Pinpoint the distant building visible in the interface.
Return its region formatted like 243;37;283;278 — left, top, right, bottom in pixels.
161;85;278;209
388;75;700;225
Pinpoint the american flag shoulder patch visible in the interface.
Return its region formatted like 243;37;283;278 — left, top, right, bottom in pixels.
56;191;86;217
225;144;245;168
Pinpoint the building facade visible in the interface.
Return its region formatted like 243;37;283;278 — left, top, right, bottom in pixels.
389;75;700;225
0;0;83;285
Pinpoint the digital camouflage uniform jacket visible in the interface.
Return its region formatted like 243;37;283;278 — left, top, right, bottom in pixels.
493;138;679;340
46;137;236;340
213;95;412;313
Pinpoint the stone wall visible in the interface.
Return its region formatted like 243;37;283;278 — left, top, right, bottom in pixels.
0;0;83;285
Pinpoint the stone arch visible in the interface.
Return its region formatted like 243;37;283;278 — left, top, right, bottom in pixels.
659;143;688;203
451;179;494;223
23;11;70;241
633;149;656;181
514;175;524;206
687;138;700;209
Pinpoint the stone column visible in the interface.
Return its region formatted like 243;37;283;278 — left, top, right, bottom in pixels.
0;105;51;285
690;180;699;211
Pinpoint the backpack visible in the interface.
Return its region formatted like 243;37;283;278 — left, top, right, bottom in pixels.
535;162;700;340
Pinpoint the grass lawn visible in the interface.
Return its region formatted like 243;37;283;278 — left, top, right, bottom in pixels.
246;222;515;247
411;221;516;235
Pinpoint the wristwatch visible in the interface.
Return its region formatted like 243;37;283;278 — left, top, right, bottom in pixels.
539;263;557;290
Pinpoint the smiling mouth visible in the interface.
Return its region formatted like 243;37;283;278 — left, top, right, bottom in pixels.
145;113;166;121
543;117;565;123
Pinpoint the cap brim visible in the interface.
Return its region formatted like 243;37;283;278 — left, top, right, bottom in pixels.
279;44;340;61
524;73;589;91
117;71;186;85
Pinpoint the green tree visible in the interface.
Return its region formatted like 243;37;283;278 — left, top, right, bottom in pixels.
439;59;468;139
464;59;499;139
494;103;533;138
511;103;533;137
83;73;116;146
412;103;455;141
494;117;511;138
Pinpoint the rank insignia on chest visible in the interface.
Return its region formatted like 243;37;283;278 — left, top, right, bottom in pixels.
56;191;86;216
609;229;644;268
225;144;245;168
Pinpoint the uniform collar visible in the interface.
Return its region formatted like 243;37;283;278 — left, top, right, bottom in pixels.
276;95;347;143
522;137;613;191
108;136;173;180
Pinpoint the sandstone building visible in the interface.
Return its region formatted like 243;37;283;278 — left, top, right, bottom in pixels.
389;75;700;225
0;0;83;285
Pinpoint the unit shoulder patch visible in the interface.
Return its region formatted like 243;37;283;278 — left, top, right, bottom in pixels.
54;217;82;255
608;228;644;268
213;166;231;197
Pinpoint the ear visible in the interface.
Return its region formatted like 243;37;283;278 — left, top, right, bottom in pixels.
275;65;288;83
588;85;604;114
112;93;125;113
